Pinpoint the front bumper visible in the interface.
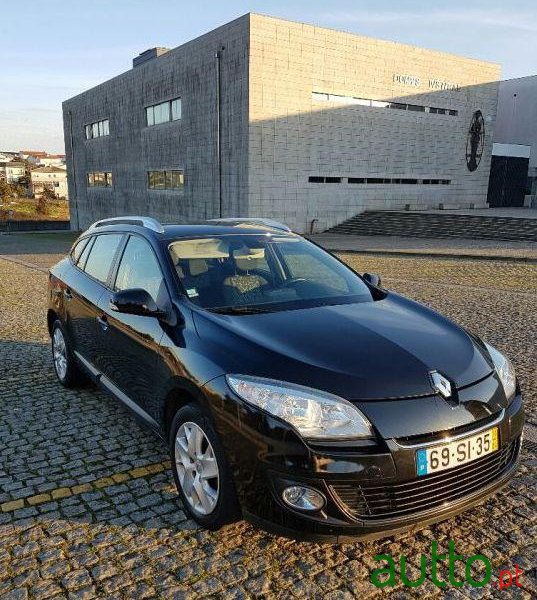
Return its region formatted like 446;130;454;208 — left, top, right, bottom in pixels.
204;376;524;542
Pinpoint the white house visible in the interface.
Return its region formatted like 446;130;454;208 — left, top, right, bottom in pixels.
0;161;26;183
30;166;69;199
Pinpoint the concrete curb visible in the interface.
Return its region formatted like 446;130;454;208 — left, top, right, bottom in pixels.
324;247;537;264
0;255;48;273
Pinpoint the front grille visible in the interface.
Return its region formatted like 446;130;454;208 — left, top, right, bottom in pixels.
331;439;520;521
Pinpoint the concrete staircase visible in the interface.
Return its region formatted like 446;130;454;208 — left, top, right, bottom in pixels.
327;211;537;242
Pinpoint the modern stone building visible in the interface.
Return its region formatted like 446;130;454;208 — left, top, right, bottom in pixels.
63;13;501;233
491;75;537;207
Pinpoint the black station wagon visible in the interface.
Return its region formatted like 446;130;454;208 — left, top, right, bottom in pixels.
47;216;524;541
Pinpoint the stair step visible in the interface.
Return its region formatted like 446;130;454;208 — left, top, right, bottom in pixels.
327;211;537;242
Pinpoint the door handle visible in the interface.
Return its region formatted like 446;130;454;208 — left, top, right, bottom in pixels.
64;288;73;300
96;315;109;331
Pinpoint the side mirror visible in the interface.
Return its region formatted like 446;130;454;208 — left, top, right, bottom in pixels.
363;272;382;287
110;288;165;317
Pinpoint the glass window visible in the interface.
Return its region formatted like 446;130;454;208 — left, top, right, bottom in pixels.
103;120;110;135
170;170;184;189
165;171;174;189
115;236;165;303
168;235;373;311
77;236;94;270
154;102;169;125
87;173;94;186
146;106;154;127
105;172;113;187
153;171;165;189
308;176;324;183
282;242;349;294
146;98;181;126
171;98;182;121
71;237;90;263
98;121;104;136
92;123;99;138
83;234;123;284
85;125;92;139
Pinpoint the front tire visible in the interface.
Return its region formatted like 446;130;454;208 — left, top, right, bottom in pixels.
51;320;84;388
170;403;241;529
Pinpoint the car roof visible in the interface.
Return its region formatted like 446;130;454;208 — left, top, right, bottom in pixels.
82;222;298;240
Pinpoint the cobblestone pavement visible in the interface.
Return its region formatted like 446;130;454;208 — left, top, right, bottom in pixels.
0;238;536;599
312;233;537;260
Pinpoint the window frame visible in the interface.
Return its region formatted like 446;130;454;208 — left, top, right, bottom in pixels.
87;171;113;188
70;236;91;266
85;118;110;140
147;169;184;190
145;97;182;127
78;233;126;288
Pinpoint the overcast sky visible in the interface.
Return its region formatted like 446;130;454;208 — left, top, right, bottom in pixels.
1;0;536;154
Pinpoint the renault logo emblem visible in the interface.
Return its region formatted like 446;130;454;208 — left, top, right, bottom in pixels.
429;370;452;399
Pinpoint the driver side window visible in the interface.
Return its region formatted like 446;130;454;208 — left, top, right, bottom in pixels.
115;236;165;304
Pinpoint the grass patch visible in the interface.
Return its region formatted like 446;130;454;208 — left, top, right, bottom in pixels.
0;198;70;221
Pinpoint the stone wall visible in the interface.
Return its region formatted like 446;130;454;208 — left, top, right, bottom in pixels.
63;15;250;230
247;14;501;232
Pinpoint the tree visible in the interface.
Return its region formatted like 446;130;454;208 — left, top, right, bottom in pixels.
36;185;56;215
0;179;11;202
41;186;57;200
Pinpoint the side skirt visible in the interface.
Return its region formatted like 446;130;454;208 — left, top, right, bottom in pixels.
73;350;165;439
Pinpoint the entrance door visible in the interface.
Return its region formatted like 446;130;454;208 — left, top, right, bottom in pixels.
487;155;529;207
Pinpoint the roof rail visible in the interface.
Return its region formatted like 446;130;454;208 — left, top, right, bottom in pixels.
207;217;291;232
87;216;164;234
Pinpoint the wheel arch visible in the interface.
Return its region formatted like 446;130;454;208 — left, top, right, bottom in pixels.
163;378;212;438
47;309;59;337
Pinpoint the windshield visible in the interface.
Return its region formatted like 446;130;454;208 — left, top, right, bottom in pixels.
168;234;373;312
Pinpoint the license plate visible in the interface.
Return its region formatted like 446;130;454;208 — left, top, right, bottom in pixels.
416;427;499;476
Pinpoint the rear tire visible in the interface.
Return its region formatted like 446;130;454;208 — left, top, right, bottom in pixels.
51;320;85;388
170;403;241;529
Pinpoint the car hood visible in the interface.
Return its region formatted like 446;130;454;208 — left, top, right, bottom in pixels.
193;293;493;400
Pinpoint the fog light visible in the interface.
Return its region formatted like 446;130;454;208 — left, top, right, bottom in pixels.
282;485;325;511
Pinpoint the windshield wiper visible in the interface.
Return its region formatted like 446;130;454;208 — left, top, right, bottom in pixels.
210;305;273;315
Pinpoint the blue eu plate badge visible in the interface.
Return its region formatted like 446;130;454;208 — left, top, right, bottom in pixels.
416;449;428;476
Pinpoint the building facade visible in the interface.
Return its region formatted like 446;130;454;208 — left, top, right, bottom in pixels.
30;166;69;199
0;161;26;183
491;75;537;207
63;14;500;233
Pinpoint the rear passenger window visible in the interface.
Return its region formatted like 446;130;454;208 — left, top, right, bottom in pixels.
83;234;123;284
71;237;90;264
76;236;94;269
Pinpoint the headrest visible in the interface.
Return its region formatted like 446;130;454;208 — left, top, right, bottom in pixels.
189;259;208;276
233;247;265;271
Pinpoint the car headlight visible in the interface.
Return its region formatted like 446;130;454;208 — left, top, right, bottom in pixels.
484;342;516;401
226;375;373;440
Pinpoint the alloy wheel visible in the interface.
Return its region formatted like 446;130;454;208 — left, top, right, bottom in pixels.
52;327;68;381
174;421;220;515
